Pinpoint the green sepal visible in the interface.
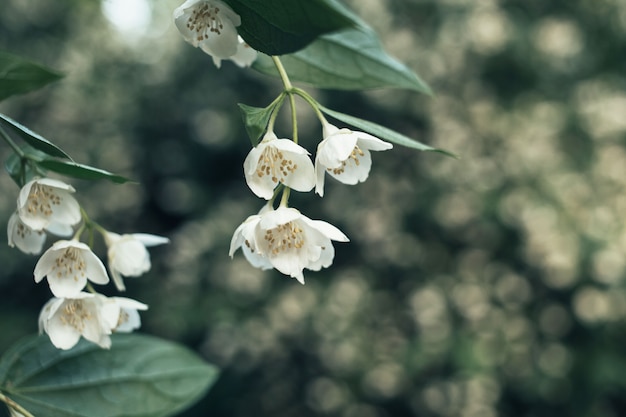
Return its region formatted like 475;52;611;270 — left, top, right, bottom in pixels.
0;50;63;102
0;113;71;159
224;0;359;55
0;334;220;417
253;27;431;94
238;100;282;146
319;105;456;157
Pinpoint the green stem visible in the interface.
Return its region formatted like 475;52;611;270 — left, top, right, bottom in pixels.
266;92;286;133
280;186;291;207
288;93;298;144
0;126;25;158
292;88;328;125
0;391;35;417
272;56;292;90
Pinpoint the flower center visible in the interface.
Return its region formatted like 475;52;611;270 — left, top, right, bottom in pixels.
15;221;43;240
53;248;87;282
256;146;298;184
26;184;62;218
264;222;305;255
328;145;364;175
61;300;91;332
186;2;225;40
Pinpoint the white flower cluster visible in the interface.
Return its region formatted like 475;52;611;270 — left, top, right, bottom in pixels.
7;178;168;350
171;0;394;282
230;123;392;283
174;0;257;68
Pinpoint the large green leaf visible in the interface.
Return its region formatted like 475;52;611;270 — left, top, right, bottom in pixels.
224;0;358;55
0;114;71;159
319;105;455;157
0;50;63;101
253;27;431;93
0;334;219;417
37;159;133;184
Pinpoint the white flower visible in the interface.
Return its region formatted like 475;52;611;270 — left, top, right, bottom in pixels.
230;206;349;283
38;293;113;350
17;178;81;231
243;131;315;199
100;296;148;333
174;0;241;67
104;232;170;291
7;211;46;255
229;36;257;68
229;206;273;270
315;123;393;196
34;240;109;298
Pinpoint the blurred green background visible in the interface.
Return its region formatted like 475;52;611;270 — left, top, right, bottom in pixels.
2;0;626;416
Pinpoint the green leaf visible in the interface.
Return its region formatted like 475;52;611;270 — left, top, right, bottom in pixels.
0;113;71;159
238;100;282;145
0;50;63;101
224;0;359;55
37;159;133;184
319;105;456;157
0;334;219;417
4;146;49;186
253;27;431;93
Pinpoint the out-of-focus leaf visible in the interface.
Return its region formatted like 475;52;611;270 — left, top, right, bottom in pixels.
319;105;456;156
37;159;133;183
238;100;282;145
0;50;63;101
253;27;431;93
0;113;71;159
0;334;220;417
224;0;359;55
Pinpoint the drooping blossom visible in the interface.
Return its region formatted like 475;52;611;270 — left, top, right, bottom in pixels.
100;296;148;333
7;211;46;255
174;0;243;67
230;206;349;283
103;232;169;291
315;123;393;196
38;293;114;350
17;178;81;231
243;131;315;199
34;240;109;298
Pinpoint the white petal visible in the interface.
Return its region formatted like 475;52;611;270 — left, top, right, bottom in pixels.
110;239;151;277
317;133;359;168
356;133;393;151
34;248;58;283
131;233;170;247
302;218;349;242
326;148;373;185
111;268;126;292
281;153;315;192
199;18;239;59
258;207;302;230
46;311;82;350
45;221;74;237
47;272;87;298
83;250;110;285
242;244;273;270
8;211;46;255
272;138;311;155
35;178;76;192
314;156;326;197
307;244;335;271
230;38;257;67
